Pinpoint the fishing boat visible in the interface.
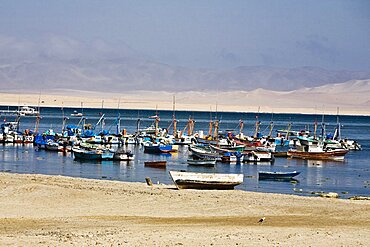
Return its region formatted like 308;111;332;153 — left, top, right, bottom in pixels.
143;142;176;153
187;158;216;166
71;111;83;117
18;106;39;116
188;144;221;160
287;148;348;160
72;147;114;160
209;144;246;153
287;137;348;161
244;151;274;163
113;148;135;161
45;140;71;152
169;171;243;190
221;152;244;163
144;160;167;168
258;171;300;180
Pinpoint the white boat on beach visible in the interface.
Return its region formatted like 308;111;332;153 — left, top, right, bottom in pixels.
169;171;243;190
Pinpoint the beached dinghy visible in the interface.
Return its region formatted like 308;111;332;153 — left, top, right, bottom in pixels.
169;171;243;190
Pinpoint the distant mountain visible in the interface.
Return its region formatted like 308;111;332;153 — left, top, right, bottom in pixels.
1;35;369;93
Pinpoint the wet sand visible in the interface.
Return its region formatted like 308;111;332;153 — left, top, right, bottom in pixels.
0;172;369;246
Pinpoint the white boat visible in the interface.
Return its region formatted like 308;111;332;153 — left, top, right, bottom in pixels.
187;158;216;166
169;171;243;190
71;111;83;117
18;106;39;116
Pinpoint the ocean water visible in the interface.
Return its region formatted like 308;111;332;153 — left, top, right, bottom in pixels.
0;106;369;198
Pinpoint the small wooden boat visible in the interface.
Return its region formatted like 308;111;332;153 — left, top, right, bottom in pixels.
144;160;167;168
187;158;216;166
169;171;243;190
258;171;300;180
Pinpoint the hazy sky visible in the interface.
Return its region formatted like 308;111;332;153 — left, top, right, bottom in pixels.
1;0;369;70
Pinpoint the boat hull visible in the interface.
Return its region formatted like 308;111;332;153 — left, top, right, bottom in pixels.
287;149;348;160
187;159;216;166
73;149;114;160
169;171;243;190
144;161;167;168
259;171;300;180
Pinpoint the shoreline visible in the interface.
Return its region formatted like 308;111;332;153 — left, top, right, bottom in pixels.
1;90;369;116
0;172;369;246
1;170;367;200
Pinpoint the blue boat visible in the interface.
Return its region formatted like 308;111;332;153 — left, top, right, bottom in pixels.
143;142;174;153
258;171;300;180
73;148;114;160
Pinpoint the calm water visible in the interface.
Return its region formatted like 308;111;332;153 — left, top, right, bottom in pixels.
1;106;369;198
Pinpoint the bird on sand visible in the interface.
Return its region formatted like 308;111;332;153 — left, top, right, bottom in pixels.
258;217;266;223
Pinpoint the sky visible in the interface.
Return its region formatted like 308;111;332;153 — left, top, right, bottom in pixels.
0;0;369;71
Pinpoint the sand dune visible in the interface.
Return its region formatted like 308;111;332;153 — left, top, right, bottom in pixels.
0;79;369;115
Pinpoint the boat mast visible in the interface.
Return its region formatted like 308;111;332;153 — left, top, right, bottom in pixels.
334;107;341;140
213;120;219;140
154;104;159;136
321;112;326;141
253;106;260;139
95;114;105;133
189;117;194;136
61;102;66;133
286;122;292;140
172;95;177;138
136;110;141;134
34;114;40;134
116;98;121;135
239;119;244;135
208;106;213;137
268;121;274;138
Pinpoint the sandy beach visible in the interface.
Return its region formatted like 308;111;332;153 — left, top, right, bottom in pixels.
0;172;369;246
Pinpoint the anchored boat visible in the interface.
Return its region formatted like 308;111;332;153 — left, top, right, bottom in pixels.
258;171;300;180
144;160;167;168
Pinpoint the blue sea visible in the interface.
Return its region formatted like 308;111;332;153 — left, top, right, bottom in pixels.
1;106;369;198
